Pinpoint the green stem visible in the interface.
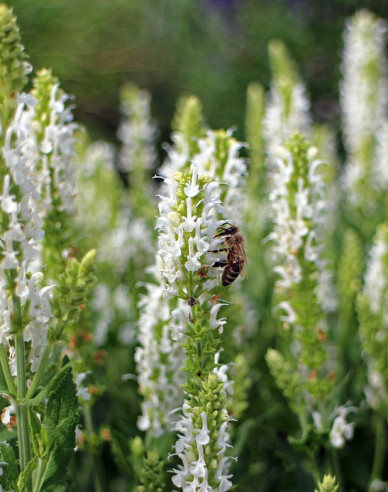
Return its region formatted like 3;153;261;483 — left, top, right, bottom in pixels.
26;342;52;399
83;403;105;492
15;330;32;491
0;342;16;394
369;414;386;490
331;447;343;492
13;292;32;491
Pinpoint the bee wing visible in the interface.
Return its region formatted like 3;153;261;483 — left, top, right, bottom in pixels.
233;241;248;279
241;245;248;279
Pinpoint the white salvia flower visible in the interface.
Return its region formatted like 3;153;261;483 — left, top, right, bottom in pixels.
135;283;185;437
1;398;15;427
90;283;113;346
153;127;245;488
266;144;328;302
42;84;77;214
0;79;78;373
364;228;388;316
75;371;92;402
341;10;388;205
329;404;356;448
157;165;223;299
100;207;154;274
196;412;210;445
276;301;297;325
0;97;48;368
312;411;324;433
374;121;388;189
24;276;54;372
192;130;247;224
117;84;157;173
264;83;311;160
341;10;387;155
360;224;388;411
172;402;233;492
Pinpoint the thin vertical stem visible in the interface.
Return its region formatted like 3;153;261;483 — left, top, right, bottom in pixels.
14;293;32;491
369;414;386;490
331;447;344;492
0;342;16;394
83;403;105;492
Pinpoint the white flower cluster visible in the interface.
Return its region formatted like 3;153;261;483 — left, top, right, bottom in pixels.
341;10;387;154
361;225;388;410
0;86;77;373
341;10;388;202
37;83;78;214
264;82;311;160
171;407;233;492
363;227;388;317
161;129;247;223
329;404;357;449
156;165;224;300
313;403;356;449
193;130;247;224
0;96;50;371
117;85;157;173
100;207;154;275
156;165;236;489
135;283;185;437
266;145;327;316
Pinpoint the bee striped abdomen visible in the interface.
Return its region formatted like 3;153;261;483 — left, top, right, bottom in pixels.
213;224;247;287
221;253;244;286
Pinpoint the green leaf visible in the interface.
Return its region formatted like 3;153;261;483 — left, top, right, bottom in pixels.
28;405;42;457
33;363;79;491
25;386;49;408
0;441;18;490
17;457;37;492
0;368;9;393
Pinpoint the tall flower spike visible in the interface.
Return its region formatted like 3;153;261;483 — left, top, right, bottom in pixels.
156;165;235;490
358;223;388;414
264;40;311;160
117;83;157;174
0;5;29;133
117;83;158;224
31;68;77;216
340;10;388;213
135;283;185;437
160;95;206;178
265;134;347;444
171;95;207;158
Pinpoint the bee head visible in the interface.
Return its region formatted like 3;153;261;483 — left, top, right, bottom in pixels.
215;224;239;237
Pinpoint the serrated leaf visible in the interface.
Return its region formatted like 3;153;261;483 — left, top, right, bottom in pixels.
17;456;37;491
28;406;42;457
33;364;79;491
0;441;18;490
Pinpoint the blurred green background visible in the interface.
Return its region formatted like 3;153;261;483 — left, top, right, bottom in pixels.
5;1;388;490
8;0;388;149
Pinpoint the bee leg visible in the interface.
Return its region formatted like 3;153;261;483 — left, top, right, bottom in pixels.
208;248;227;253
212;260;228;268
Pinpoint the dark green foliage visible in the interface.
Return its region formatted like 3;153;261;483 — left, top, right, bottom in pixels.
0;441;18;491
32;363;79;491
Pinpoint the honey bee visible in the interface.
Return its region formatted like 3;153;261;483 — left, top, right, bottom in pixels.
212;224;247;286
